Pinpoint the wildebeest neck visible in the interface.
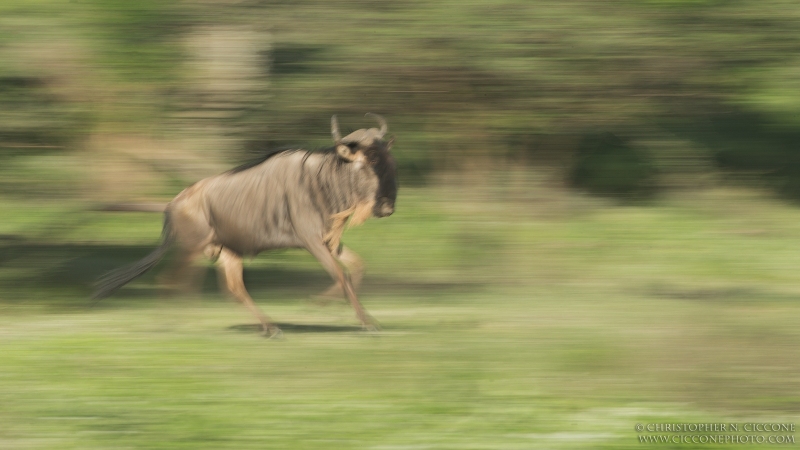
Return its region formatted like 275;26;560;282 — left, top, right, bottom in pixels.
305;150;378;217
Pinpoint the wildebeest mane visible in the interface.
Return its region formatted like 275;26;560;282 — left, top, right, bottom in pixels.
228;147;300;174
229;146;342;174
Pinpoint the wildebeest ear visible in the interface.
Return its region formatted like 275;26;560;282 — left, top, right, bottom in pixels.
336;144;358;162
386;137;395;150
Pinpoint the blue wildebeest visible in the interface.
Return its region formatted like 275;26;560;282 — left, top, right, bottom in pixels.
93;114;397;337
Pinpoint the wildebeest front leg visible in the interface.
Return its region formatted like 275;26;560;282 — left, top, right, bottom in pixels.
215;247;282;338
315;245;364;302
306;240;379;330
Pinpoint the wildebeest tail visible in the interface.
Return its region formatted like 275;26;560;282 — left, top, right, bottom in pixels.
91;211;174;302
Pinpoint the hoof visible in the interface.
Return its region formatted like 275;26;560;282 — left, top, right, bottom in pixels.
261;327;284;340
362;318;382;332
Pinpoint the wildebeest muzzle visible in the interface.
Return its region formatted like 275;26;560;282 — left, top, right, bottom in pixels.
375;197;395;217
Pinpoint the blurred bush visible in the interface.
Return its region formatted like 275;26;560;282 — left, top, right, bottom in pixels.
570;133;655;199
0;0;799;199
0;75;92;158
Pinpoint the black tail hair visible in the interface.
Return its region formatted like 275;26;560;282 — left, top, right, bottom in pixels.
91;211;174;302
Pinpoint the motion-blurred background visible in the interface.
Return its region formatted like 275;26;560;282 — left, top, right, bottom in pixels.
1;1;799;448
7;0;800;200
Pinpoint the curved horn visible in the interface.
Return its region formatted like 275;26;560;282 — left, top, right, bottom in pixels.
365;113;387;138
331;115;342;142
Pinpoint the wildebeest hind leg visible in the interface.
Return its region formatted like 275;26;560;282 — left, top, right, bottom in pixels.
306;241;379;331
157;249;204;296
315;245;364;302
216;247;281;338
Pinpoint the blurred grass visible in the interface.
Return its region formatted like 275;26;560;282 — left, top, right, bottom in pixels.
1;185;799;448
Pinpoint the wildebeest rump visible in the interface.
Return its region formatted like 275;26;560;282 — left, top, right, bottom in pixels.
93;114;397;337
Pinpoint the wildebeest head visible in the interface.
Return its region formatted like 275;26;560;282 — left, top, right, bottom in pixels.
331;113;397;217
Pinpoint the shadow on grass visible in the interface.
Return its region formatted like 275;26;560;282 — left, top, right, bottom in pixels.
646;283;800;304
227;323;363;334
0;238;480;308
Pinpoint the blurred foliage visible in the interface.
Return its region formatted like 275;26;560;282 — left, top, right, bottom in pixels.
1;0;800;197
570;132;655;198
0;76;92;157
81;0;189;83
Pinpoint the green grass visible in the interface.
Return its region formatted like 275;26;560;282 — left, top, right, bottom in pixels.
1;186;799;449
